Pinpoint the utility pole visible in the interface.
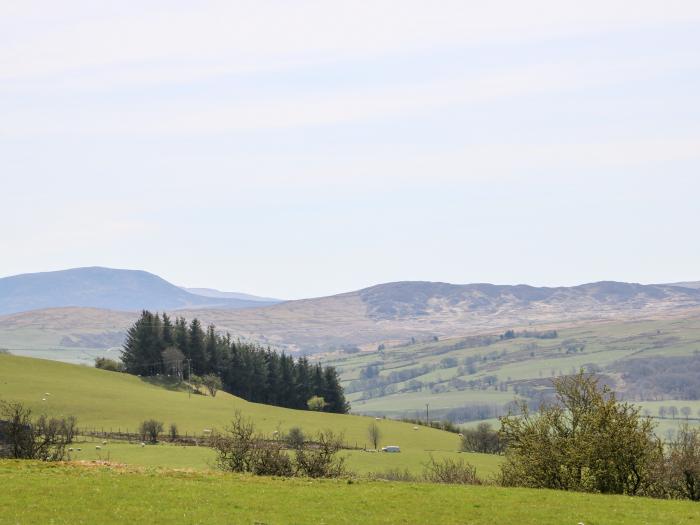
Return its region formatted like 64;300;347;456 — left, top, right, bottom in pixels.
425;403;430;425
187;359;192;399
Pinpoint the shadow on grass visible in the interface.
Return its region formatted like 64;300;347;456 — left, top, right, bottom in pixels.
138;376;191;393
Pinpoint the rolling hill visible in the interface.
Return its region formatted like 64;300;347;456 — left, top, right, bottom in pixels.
2;278;700;362
0;267;279;315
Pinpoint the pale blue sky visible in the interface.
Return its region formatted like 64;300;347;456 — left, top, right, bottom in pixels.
2;1;699;299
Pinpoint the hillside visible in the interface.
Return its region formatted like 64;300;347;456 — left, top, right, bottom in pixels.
2;279;700;360
0;354;458;453
0;267;278;315
328;314;700;425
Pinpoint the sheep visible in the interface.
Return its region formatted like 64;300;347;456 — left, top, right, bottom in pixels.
413;426;418;430
375;417;381;421
76;448;82;452
95;446;101;450
140;442;146;447
458;433;464;438
41;398;47;401
102;441;108;445
68;448;73;452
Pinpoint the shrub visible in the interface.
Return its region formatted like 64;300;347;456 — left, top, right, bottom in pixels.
285;427;305;450
0;400;74;461
423;456;482;484
294;430;346;478
139;419;164;443
169;423;178;441
665;424;700;501
202;374;222;397
214;413;346;478
499;371;662;495
461;423;503;454
307;396;326;411
370;468;417;482
94;357;124;372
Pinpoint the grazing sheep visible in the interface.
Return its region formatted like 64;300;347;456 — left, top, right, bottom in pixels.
102;441;108;445
68;448;73;452
95;446;101;450
140;442;146;447
458;433;464;438
413;426;418;430
41;398;46;401
375;417;381;420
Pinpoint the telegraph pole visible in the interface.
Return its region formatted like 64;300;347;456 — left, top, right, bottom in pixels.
187;359;192;399
425;403;429;425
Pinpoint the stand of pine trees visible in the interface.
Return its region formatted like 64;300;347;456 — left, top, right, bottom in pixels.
120;311;349;413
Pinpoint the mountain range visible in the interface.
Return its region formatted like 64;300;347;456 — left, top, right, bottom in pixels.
1;267;700;360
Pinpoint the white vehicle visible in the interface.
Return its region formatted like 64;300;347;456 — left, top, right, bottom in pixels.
381;445;401;453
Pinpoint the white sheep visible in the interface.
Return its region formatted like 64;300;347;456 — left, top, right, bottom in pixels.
95;446;101;450
140;442;146;447
102;441;108;445
375;417;381;421
413;426;418;430
68;448;73;452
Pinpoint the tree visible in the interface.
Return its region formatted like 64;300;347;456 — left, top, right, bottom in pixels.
461;422;503;454
659;406;668;419
188;319;207;374
669;406;679;419
190;374;203;394
0;401;73;460
367;422;381;450
161;346;185;379
202;373;223;397
665;424;700;501
499;371;662;495
139;419;164;443
307;396;326;411
681;406;692;420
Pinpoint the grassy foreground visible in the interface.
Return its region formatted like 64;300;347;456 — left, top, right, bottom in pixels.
1;461;699;525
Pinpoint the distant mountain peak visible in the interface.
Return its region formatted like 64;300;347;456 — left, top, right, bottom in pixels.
0;267;279;315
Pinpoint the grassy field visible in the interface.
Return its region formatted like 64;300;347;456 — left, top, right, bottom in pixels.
68;440;502;477
0;354;484;476
2;460;699;525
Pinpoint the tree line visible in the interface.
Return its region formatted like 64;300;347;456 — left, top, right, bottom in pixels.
119;311;348;413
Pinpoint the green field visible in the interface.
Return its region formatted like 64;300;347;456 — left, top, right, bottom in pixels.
0;354;491;476
331;315;700;424
1;461;698;525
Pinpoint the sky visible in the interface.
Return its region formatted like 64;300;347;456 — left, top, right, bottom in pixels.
2;1;700;299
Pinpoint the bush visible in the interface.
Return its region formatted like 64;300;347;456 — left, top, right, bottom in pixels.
214;414;346;478
461;423;503;454
499;371;662;495
139;419;164;443
307;396;326;411
0;400;75;461
94;357;124;372
294;430;346;478
202;374;222;397
664;424;700;501
423;456;482;484
285;427;305;450
169;423;178;440
369;468;417;482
